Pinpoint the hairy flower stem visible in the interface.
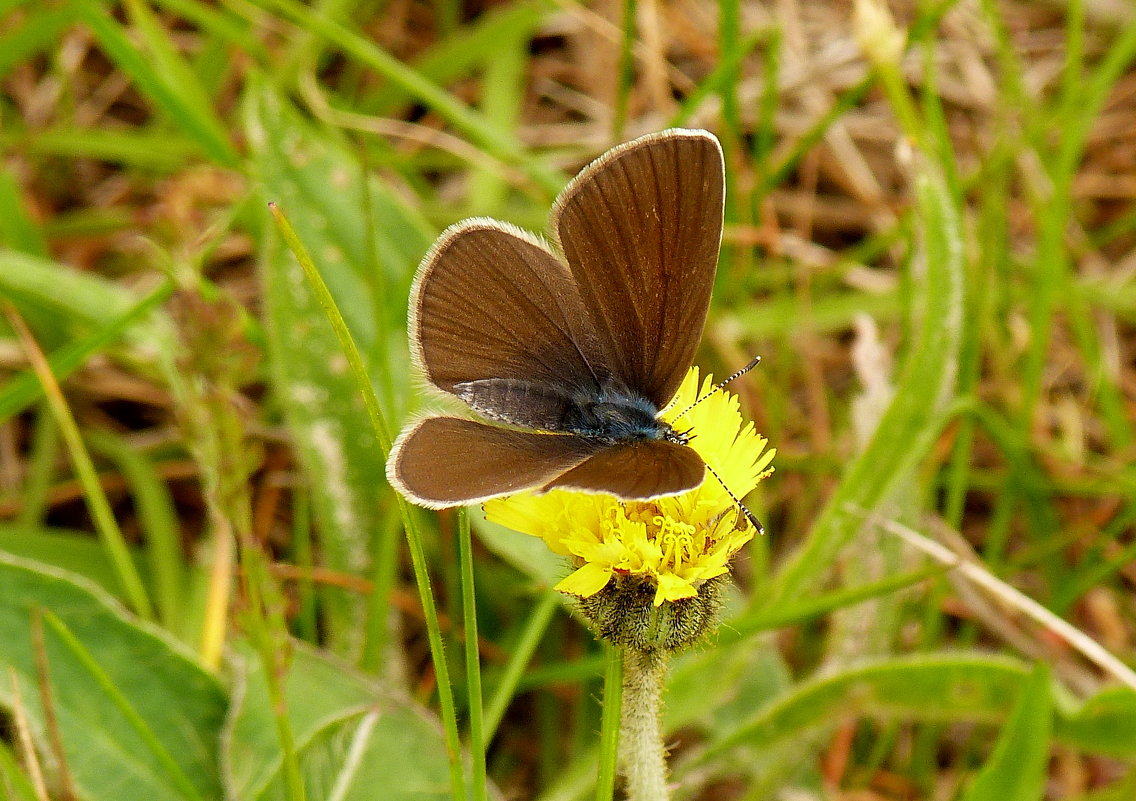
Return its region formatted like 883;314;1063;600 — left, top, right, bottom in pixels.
619;648;669;801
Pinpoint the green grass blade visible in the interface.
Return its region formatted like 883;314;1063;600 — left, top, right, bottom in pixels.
703;653;1028;761
4;308;154;620
252;0;565;195
269;203;469;801
484;591;559;740
725;564;950;640
0;278;174;423
364;1;548;115
458;508;488;801
0;6;72;81
768;162;965;604
667;31;763;130
594;646;622;801
85;431;186;632
0;164;49;256
0;127;201;170
14;403;59;528
468;27;526;211
72;0;238;167
153;0;270;64
960;664;1052;801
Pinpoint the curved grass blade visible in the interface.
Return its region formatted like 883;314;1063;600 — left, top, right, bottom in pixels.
768;163;965;604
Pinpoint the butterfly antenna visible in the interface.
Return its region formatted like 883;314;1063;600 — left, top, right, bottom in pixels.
672;355;762;421
703;460;765;536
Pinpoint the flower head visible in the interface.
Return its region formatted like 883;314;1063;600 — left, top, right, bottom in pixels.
485;368;775;611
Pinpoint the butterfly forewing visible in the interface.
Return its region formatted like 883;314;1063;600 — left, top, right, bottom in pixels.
551;129;724;410
388;417;603;508
411;220;610;408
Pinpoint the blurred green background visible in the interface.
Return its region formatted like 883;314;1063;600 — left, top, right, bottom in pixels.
1;1;1136;799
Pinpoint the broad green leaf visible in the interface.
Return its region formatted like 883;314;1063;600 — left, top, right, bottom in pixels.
245;82;434;652
0;554;226;801
0;524;141;597
961;663;1051;801
225;642;470;801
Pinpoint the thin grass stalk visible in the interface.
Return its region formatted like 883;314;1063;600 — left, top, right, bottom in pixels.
7;667;50;801
3;304;154;621
15;402;58;529
242;543;306;801
269;203;468;801
484;591;559;740
85;431;185;631
458;508;488;801
255;0;564;195
594;645;622;801
199;519;234;670
29;612;76;801
612;0;636;142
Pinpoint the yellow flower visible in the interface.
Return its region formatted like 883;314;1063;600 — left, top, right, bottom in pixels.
484;368;775;607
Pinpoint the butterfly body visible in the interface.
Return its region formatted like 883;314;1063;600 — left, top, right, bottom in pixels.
557;386;676;445
454;378;681;445
387;129;724;509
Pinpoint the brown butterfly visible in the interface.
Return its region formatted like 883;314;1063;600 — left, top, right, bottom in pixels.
387;129;725;509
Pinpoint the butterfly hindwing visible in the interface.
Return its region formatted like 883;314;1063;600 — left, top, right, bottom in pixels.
541;439;705;500
387;416;603;508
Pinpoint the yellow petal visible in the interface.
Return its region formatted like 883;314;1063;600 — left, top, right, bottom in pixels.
554;562;613;598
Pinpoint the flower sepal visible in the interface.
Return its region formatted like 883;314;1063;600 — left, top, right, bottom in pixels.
577;573;728;654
